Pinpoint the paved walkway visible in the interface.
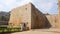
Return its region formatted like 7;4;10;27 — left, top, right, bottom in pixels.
6;28;60;34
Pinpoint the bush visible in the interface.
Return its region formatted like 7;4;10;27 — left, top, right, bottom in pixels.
0;28;21;33
0;30;3;32
3;29;8;33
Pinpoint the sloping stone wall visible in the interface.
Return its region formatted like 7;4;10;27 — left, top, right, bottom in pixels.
9;3;31;28
9;3;47;29
9;3;59;29
46;15;58;28
31;4;46;29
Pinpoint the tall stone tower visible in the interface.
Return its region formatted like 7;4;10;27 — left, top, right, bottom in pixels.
56;0;60;28
9;3;47;29
58;0;60;15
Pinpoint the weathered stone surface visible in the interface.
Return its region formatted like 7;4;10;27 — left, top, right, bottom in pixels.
31;4;46;29
57;0;60;28
46;14;58;28
9;2;59;29
9;3;46;29
9;3;31;28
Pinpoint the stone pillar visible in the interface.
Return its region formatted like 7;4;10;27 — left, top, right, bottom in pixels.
59;0;60;15
56;0;60;28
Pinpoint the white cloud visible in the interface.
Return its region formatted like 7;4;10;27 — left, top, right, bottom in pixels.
0;0;58;14
16;0;31;7
40;2;53;12
0;0;17;11
32;0;57;13
0;4;6;11
5;0;16;6
0;0;31;11
0;5;3;8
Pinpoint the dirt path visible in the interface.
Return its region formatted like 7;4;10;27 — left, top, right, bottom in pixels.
6;28;60;34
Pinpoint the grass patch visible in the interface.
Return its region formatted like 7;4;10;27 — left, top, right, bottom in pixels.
0;27;21;33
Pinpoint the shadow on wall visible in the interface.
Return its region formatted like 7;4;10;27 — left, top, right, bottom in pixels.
44;15;51;29
37;15;52;29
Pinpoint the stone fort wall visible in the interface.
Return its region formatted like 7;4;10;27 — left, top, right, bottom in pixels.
46;14;58;28
9;2;59;29
57;0;60;28
9;3;47;29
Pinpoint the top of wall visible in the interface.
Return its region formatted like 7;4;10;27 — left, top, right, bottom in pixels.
11;2;43;14
11;3;34;11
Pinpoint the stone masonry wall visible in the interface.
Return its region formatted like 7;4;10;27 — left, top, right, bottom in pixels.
9;3;59;29
9;3;31;28
57;0;60;28
9;3;47;29
46;15;58;28
31;4;46;29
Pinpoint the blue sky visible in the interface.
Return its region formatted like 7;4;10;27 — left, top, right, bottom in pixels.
0;0;58;14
